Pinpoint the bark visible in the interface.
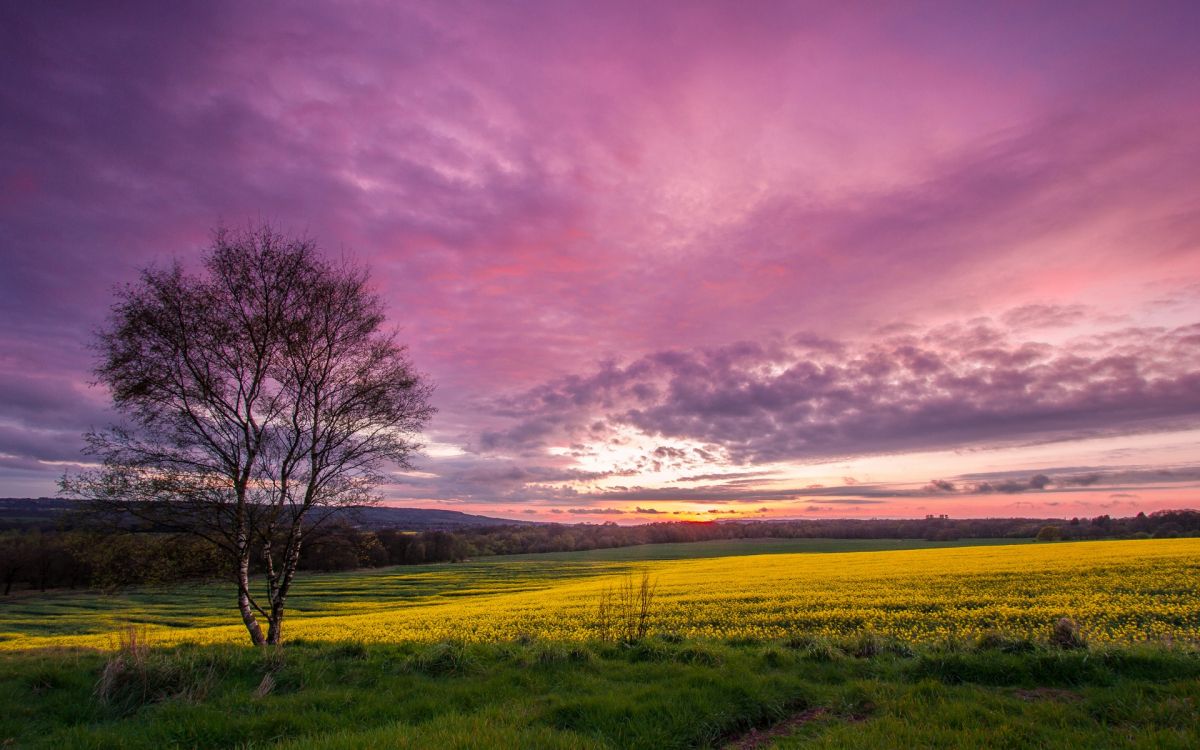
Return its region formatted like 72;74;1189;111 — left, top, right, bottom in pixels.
236;547;266;646
266;604;285;645
265;530;303;645
235;518;266;648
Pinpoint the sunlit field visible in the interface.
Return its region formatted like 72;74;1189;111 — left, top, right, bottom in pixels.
3;538;1196;651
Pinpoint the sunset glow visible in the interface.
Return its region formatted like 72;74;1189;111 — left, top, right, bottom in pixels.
2;1;1198;522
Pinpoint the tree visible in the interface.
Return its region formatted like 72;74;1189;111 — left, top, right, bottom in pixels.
63;226;435;645
1036;525;1062;542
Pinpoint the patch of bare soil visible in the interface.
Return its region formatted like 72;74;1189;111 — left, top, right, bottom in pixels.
723;707;829;750
1013;687;1083;702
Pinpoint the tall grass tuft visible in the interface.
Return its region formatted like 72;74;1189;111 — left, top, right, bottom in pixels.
594;571;657;643
1050;617;1088;650
411;641;478;677
95;626;217;714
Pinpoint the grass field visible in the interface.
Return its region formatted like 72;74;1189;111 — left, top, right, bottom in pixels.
3;537;1199;748
3;633;1199;748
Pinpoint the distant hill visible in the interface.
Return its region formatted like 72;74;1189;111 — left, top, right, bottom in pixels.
334;505;534;530
0;497;532;531
0;497;69;529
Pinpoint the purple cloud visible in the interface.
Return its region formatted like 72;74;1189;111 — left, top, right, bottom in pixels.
481;322;1200;464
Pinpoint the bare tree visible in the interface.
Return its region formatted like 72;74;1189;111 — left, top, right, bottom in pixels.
63;226;435;646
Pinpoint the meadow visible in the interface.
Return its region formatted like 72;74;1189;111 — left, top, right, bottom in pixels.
2;537;1199;748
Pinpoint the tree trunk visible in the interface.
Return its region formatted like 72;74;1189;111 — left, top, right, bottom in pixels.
237;554;266;646
265;531;303;645
266;603;285;645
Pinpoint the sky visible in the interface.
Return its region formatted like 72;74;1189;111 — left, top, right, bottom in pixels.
1;1;1198;523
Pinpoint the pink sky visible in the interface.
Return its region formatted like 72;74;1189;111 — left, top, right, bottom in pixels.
1;1;1198;522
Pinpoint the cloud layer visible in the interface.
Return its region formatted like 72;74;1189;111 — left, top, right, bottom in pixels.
482;321;1200;464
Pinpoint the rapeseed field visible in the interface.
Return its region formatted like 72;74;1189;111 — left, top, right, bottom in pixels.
3;538;1196;651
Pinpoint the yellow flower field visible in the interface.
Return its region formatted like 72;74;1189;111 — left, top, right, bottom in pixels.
4;538;1198;650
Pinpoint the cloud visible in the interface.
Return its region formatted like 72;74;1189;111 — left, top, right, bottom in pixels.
919;465;1200;498
811;498;885;505
480;322;1200;465
1001;304;1090;330
972;473;1054;494
674;470;777;483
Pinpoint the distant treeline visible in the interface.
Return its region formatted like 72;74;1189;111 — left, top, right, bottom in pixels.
3;510;1198;595
377;510;1200;560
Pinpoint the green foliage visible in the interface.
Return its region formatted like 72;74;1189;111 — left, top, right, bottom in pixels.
1037;525;1063;542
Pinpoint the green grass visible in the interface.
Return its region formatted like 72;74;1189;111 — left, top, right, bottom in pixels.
0;560;617;640
0;537;1021;641
2;638;1197;749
